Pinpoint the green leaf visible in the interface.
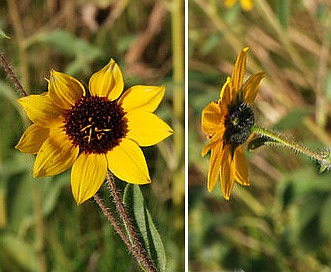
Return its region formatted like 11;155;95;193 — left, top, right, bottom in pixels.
123;184;166;272
277;0;290;30
320;195;331;237
0;29;10;39
0;233;38;271
35;30;100;57
273;107;312;130
30;30;102;75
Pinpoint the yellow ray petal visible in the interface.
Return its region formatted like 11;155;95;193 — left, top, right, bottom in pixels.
219;77;232;105
207;142;223;192
34;129;79;177
89;59;124;100
232;47;249;92
18;93;64;128
241;0;253;11
243;72;265;104
71;153;107;205
201;130;223;157
49;70;85;110
234;147;250;186
119;85;165;113
126;111;173;147
106;138;151;185
221;144;236;200
201;101;222;135
15;124;49;154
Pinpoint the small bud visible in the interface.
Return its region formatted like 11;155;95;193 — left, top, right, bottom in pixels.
318;147;331;174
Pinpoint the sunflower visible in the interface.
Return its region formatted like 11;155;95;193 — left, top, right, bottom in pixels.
201;47;264;199
225;0;254;11
16;59;173;204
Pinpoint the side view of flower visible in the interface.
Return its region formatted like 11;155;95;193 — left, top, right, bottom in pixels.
16;59;173;204
201;47;264;199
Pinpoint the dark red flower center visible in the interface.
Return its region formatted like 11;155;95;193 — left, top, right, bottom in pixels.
63;96;128;154
223;102;254;150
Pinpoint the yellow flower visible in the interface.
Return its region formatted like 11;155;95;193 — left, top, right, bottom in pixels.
16;59;173;204
201;47;264;199
225;0;254;11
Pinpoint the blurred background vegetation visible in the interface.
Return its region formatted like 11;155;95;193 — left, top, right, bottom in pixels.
0;0;184;271
189;0;331;271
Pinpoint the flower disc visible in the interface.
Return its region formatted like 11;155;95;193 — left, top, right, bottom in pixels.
223;102;254;149
64;96;127;154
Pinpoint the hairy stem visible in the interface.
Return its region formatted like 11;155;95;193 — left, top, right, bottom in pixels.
94;194;156;271
251;124;323;162
0;53;27;97
105;173;157;272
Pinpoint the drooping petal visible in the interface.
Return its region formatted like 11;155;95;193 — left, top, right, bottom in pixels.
201;130;223;157
33;128;79;177
15;124;49;154
232;47;249;92
207;142;223;192
18;93;64;128
221;144;236;200
119;85;165;113
106;138;151;185
201;101;222;135
49;70;85;110
240;0;253;11
89;59;124;100
234;147;250;186
126;111;173;147
71;153;107;205
243;72;265;104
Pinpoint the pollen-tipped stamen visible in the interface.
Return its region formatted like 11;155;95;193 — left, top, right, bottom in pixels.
63;95;128;154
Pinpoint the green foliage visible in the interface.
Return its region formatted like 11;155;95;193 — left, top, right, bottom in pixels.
0;0;182;271
33;30;102;75
124;184;166;272
189;0;331;271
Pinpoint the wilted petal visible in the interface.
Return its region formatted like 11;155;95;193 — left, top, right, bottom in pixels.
34;128;79;177
201;101;222;135
119;85;165;113
234;147;250;186
243;72;265;104
89;59;124;100
126;111;173;147
207;142;223;192
232;47;249;92
106;138;151;185
221;144;236;200
18;93;64;128
15;124;49;154
49;70;85;110
71;153;107;205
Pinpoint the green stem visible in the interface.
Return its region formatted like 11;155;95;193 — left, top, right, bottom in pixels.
251;124;323;162
105;173;157;272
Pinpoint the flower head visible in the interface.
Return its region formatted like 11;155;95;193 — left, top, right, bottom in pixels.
201;47;264;199
16;59;173;204
225;0;254;11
